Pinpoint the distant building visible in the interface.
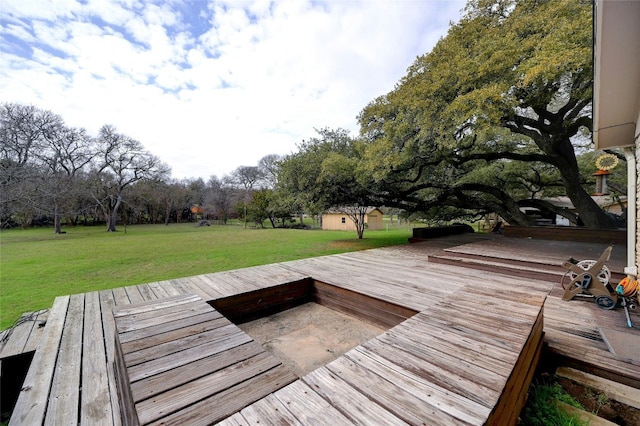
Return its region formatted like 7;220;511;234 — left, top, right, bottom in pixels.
322;207;384;231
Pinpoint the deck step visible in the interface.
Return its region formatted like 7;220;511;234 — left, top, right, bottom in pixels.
428;253;565;282
429;251;625;283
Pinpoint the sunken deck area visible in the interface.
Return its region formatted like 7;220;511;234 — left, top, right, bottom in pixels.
3;233;640;425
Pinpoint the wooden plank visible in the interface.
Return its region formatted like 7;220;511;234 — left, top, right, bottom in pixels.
111;287;131;306
302;367;409;425
168;278;206;299
155;280;182;297
556;366;640;409
123;323;242;367
351;347;491;424
80;291;113;425
384;319;512;377
23;309;49;353
195;274;246;298
0;310;46;359
206;271;263;295
114;328;139;426
147;282;171;299
238;393;303;425
124;285;145;304
273;380;353;425
113;294;201;318
407;313;519;366
130;341;265;402
136;284;157;302
216;412;250;426
361;337;501;408
211;280;313;323
555;401;619;425
10;296;70;426
119;311;225;350
326;353;469;425
115;300;211;333
44;294;84;425
144;363;297;425
99;290;123;426
505;225;626;245
502;336;544;425
599;327;640;362
313;282;416;329
486;312;544;425
421;304;536;352
136;351;281;423
182;276;225;300
126;329;252;383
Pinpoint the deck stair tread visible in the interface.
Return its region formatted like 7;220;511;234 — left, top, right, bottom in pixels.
429;252;568;280
430;247;625;282
436;239;626;279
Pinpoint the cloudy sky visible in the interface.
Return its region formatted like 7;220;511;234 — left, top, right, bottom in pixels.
1;0;465;180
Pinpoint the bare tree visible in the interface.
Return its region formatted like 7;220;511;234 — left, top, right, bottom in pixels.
258;154;282;189
1;104;49;227
231;166;265;227
90;125;170;232
206;175;236;224
1;103;94;231
37;126;95;233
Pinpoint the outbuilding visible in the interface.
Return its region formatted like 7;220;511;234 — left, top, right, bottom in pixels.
321;207;384;231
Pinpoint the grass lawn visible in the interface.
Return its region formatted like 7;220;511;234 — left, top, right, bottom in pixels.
0;223;412;330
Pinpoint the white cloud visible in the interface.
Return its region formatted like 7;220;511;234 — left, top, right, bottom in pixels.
0;0;465;180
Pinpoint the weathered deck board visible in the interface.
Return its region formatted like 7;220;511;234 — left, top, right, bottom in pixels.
326;352;472;425
10;296;70;426
43;294;84;425
131;340;264;402
235;393;304;425
113;295;297;425
302;366;410;425
272;380;354;424
0;309;48;360
81;291;113;424
99;289;124;426
6;234;640;425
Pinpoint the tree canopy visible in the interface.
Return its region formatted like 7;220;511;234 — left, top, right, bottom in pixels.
356;0;613;228
277;128;377;238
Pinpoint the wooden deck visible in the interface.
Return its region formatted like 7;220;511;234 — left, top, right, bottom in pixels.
4;234;640;425
113;294;297;425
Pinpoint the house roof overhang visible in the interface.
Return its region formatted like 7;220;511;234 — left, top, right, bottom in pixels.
593;0;640;150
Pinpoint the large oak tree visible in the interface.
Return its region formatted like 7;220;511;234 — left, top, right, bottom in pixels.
358;0;612;228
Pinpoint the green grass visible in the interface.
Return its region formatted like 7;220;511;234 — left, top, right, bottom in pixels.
520;381;587;426
0;223;412;329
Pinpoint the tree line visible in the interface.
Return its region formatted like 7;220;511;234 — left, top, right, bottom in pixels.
2;0;626;236
0;102;292;232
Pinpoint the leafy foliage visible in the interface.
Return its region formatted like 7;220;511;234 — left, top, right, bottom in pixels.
356;0;614;228
521;382;587;426
278;128;378;238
